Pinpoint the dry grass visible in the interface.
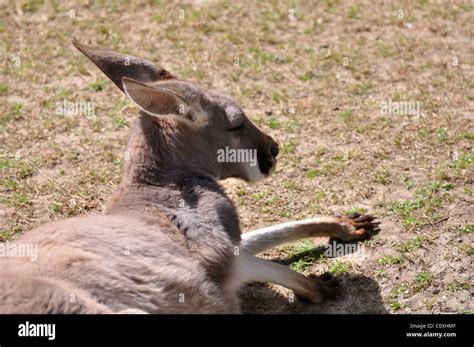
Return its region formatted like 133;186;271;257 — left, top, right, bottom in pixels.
1;0;472;314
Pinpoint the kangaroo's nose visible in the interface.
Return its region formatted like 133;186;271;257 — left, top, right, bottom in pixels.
270;142;279;158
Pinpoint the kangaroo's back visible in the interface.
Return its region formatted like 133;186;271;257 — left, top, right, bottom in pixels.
1;214;237;313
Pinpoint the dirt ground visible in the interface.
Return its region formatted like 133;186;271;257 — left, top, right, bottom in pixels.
1;1;472;314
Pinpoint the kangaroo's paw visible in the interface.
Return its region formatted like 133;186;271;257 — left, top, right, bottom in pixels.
334;213;379;241
295;273;341;304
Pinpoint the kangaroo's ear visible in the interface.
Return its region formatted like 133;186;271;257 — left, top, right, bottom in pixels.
73;41;174;92
122;77;186;116
122;78;208;126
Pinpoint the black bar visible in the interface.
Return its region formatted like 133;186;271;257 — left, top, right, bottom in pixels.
0;314;470;346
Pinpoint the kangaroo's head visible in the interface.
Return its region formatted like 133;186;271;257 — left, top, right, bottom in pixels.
74;42;279;183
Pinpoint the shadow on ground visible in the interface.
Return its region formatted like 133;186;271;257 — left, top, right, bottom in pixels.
239;273;387;314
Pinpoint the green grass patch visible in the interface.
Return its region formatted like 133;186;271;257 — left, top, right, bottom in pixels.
88;79;107;92
345;207;367;215
391;282;409;297
448;281;469;293
326;260;352;274
282;240;322;273
338;110;353;124
374;168;392;185
394;235;427;252
391;180;454;227
379;254;404;266
458;224;473;235
267;117;282;129
281;141;297;155
305;169;321;180
415;272;433;284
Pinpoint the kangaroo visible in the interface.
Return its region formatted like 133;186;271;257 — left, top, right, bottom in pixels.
0;42;378;314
